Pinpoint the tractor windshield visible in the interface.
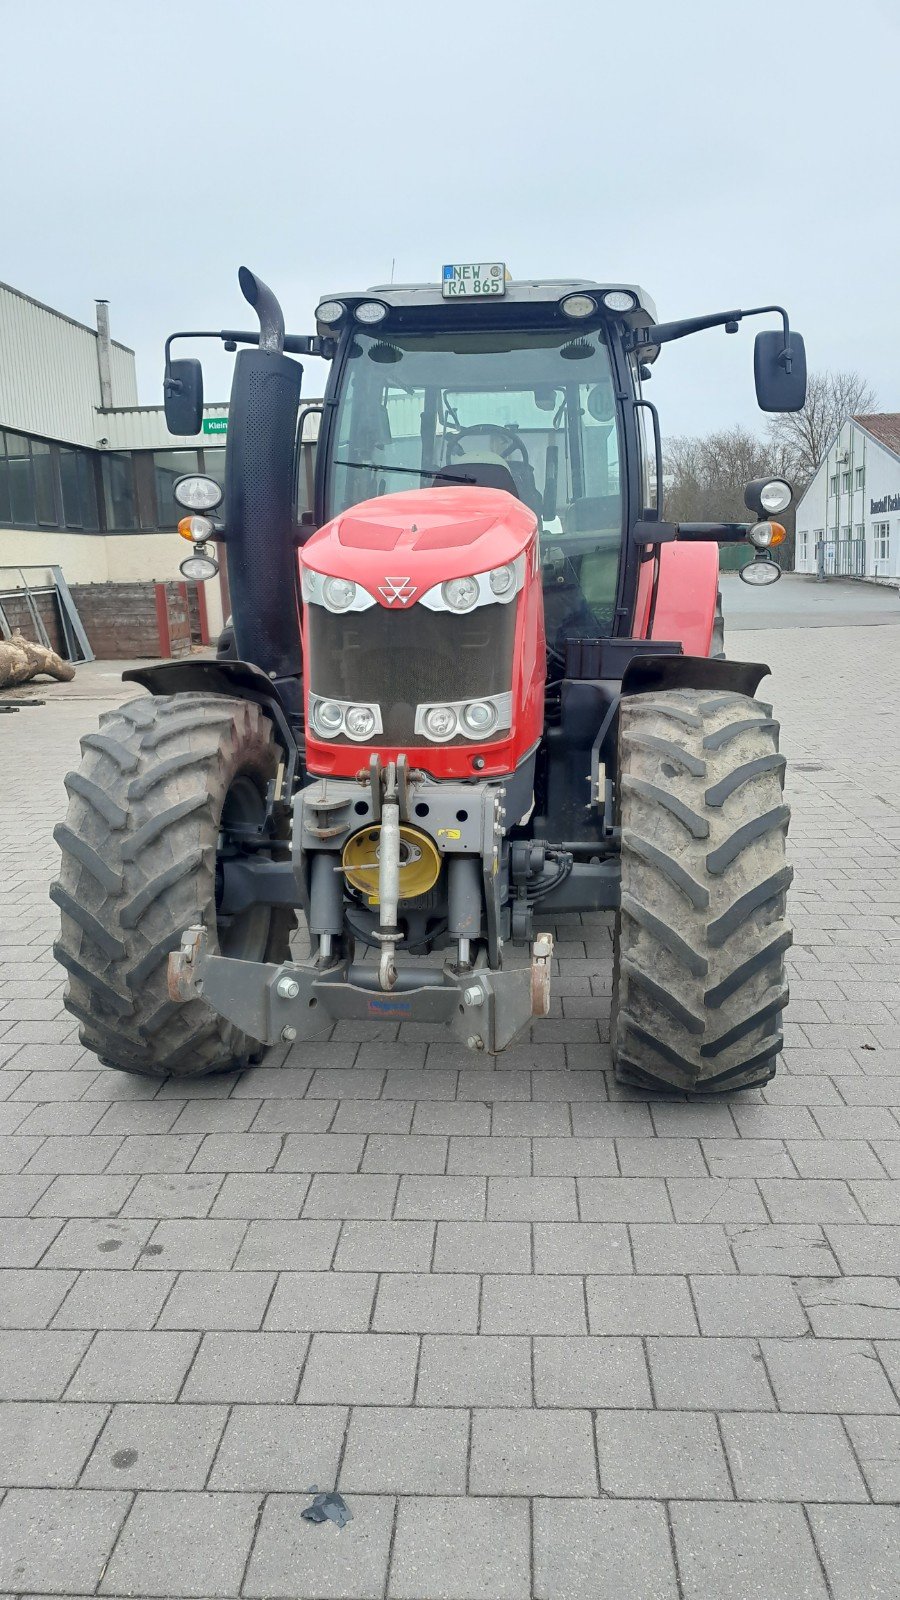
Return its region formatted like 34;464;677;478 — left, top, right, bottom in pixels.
324;327;624;638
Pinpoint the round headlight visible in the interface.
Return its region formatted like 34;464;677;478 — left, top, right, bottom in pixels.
344;705;376;740
314;700;344;735
424;705;458;741
462;700;498;735
178;514;214;544
489;563;515;597
179;551;219;582
560;294;597;319
315;300;345;325
301;569;322;602
323;576;357;611
759;479;792;514
602;290;637;313
354;301;388;325
173;474;223;512
442;576;480;612
739;558;782;587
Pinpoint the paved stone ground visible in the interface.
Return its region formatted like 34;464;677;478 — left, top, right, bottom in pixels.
1;615;899;1599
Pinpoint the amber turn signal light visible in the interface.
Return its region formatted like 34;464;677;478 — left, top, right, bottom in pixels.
178;515;214;544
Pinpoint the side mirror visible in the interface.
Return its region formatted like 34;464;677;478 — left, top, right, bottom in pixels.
164;357;204;436
754;329;807;413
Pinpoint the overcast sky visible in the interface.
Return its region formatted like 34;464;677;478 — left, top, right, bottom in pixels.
3;0;897;439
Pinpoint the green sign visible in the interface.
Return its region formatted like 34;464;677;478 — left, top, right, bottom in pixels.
203;416;228;435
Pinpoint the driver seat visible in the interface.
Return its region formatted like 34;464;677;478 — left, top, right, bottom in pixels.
433;460;522;498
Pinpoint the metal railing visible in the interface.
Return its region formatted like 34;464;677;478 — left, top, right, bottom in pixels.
820;539;866;578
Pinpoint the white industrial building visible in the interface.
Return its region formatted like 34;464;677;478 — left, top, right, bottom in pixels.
0;279;231;653
794;413;900;583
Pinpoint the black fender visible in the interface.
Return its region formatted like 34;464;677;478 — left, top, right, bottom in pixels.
620;653;769;700
122;658;301;764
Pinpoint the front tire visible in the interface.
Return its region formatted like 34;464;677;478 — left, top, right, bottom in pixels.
52;693;293;1078
612;687;791;1093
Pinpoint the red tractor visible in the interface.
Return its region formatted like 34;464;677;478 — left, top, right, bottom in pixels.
53;266;806;1093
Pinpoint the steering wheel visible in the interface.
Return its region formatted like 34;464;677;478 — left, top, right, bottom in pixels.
448;423;530;466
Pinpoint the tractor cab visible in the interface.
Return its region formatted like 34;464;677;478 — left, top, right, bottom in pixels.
312;276;656;657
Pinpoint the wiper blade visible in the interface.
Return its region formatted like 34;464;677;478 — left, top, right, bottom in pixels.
334;459;475;485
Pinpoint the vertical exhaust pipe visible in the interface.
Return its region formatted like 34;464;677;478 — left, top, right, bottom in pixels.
224;268;304;712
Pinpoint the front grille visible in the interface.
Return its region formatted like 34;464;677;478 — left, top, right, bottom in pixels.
307;601;517;745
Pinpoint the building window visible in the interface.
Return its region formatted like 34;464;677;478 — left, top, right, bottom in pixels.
842;471;851;493
855;524;865;541
153;449;202;528
874;521;891;562
59;447;100;530
4;431;36;525
841;525;851;541
31;441;59;526
829;475;838;496
798;530;809;562
856;466;865;489
101;453;138;530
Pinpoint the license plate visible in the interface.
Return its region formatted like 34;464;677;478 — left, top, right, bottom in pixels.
442;262;507;298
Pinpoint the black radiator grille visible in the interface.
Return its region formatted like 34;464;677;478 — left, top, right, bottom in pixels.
307;601;517;745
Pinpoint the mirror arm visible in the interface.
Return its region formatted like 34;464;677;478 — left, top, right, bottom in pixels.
628;304;796;373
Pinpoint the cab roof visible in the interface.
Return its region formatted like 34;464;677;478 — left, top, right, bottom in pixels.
315;278;658;338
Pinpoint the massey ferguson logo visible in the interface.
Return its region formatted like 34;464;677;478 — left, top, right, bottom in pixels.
379;576;417;605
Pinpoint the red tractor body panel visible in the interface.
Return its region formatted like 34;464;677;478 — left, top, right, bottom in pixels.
635;540;720;658
300;486;546;780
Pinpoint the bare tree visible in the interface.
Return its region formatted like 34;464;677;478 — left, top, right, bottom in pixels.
664;427;786;525
766;369;877;487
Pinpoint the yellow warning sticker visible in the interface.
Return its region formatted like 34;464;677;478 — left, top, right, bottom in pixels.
437;828;462;840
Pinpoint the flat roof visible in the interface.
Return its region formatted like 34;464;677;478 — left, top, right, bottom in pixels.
0;279;134;354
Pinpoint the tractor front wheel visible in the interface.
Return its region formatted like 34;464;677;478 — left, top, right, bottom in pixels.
52;693;293;1078
611;687;791;1094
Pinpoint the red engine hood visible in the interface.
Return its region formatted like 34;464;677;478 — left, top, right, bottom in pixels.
300;485;538;595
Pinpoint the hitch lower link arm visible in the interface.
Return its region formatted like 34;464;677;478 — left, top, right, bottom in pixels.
376;761;402;992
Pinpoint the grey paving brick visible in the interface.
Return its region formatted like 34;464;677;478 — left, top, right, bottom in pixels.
531;1136;616;1175
42;1217;153;1270
105;1134;205;1174
671;1502;828;1599
101;1490;261;1597
157;1269;274;1331
0;1330;90;1400
91;1100;184;1135
577;1176;672;1221
210;1172;310;1218
135;1217;245;1270
181;1331;309;1402
534;1335;651;1408
276;1132;365;1171
122;1174;221;1218
250;1096;336;1132
209;1402;346;1489
233;1218;338;1270
389;1495;530;1600
15;1101;106;1136
787;1139;886;1178
335;1219;435;1271
616;1136;707;1177
333;1098;414;1133
487;1176;577;1220
797;1275;900;1338
0;1215;62;1266
533;1500;677;1600
666;1177;767;1223
385;1068;458;1099
570;1103;655;1138
373;1271;479;1333
299;1332;419;1403
30;1174;137;1217
433;1220;530;1274
265;1270;376;1331
302;1173;398;1218
825;1222;900;1274
807;1506;900;1600
763;1336;899;1412
340;1405;468;1493
83;1400;227;1488
65;1331;200;1402
413;1100;491;1135
491;1101;571;1135
0;1171;53;1214
447;1135;530;1175
0;1487;129;1594
814;1105;900;1140
189;1131;283;1171
53;1269;175;1331
232;1064;313;1097
416;1334;531;1406
455;1070;531;1101
361;1133;447;1172
23;1135;122;1173
246;1491;394;1598
587;1274;697;1335
690;1274;808;1336
0;1267;75;1329
630;1222;735;1274
597;1408;732;1498
534;1220;630;1273
702;1137;795;1178
470;1405;596;1494
759;1178;865;1222
722;1411;867;1501
648;1336;776;1410
844;1415;900;1501
0;1136;48;1173
726;1222;840;1275
395;1174;486;1219
170;1098;259;1133
0;1400;108;1486
482;1273;586;1334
